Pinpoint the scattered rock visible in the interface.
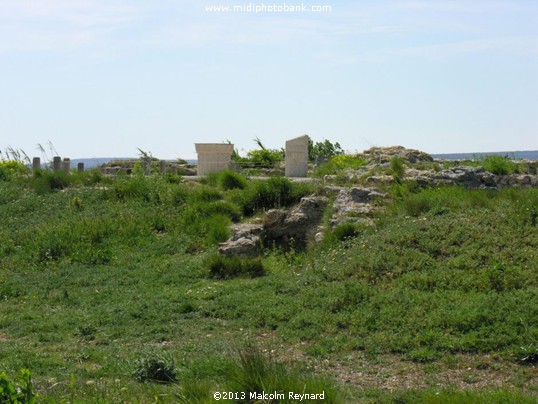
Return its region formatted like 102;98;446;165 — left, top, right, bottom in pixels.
331;187;387;227
218;196;328;257
218;223;264;258
264;196;328;250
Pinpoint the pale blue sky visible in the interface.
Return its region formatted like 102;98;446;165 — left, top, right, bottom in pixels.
1;0;537;159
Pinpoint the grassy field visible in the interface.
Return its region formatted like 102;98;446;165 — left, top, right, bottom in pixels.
1;168;537;402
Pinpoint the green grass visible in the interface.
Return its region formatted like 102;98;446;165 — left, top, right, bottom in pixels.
0;172;537;401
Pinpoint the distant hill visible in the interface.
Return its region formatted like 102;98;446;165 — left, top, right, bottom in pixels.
431;150;538;160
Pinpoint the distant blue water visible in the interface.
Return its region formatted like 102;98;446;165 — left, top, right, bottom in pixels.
431;151;538;160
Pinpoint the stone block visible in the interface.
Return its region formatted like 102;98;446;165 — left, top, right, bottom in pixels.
195;143;234;176
285;135;309;177
53;156;62;172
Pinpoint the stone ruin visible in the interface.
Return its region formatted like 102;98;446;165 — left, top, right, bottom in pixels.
195;143;234;176
285;135;309;178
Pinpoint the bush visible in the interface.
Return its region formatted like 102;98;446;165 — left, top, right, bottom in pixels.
206;214;231;244
313;154;366;177
134;353;177;383
241;177;295;215
188;186;222;203
208;255;265;279
402;193;432;217
482;155;520;175
227;345;343;403
0;160;28;177
0;369;37;403
113;175;151;201
308;139;344;162
0;166;11;181
31;170;72;194
218;169;247;190
390;157;405;183
332;223;360;241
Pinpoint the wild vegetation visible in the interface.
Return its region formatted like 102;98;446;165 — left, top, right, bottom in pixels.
0;151;537;402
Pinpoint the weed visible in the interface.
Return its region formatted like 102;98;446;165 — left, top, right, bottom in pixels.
227;345;343;403
0;369;37;404
516;343;538;365
482;155;521;175
208;255;265;279
134;352;177;383
390;157;405;183
332;222;360;241
218;169;247;190
31;170;72;194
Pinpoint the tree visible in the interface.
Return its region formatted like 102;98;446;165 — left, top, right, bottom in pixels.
308;139;344;162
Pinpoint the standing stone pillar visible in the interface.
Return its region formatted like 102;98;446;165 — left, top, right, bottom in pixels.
285;135;309;177
62;158;71;172
142;157;152;175
32;157;41;171
77;162;84;172
159;160;166;173
171;165;178;175
195;143;234;176
53;156;62;172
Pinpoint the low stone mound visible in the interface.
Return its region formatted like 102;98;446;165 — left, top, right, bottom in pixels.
362;146;433;164
218;195;328;257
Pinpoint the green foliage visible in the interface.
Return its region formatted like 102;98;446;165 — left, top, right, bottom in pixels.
217;169;247;190
0;160;27;181
516;343;538;364
134;352;177;383
482;155;521;175
308;139;344;162
313;154;366;177
239;177;300;215
244;148;285;165
390;157;406;183
2;170;538;401
0;369;37;404
206;214;232;244
332;222;360;241
31;170;72;194
227;345;343;403
233;137;284;166
385;388;538;403
208;255;265;279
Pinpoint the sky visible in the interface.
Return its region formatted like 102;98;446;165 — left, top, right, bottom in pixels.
0;0;537;160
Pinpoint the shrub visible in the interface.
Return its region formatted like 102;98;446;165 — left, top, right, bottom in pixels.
206;214;231;244
227;345;343;403
169;186;189;206
313;154;366;177
0;160;28;177
31;170;72;194
241;177;295;215
188;186;222;203
482;155;520;175
218;169;247;190
390;157;405;183
516;343;538;364
134;353;177;383
308;139;344;162
0;369;37;404
113;175;151;201
208;255;265;279
402;193;432;217
332;223;360;241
